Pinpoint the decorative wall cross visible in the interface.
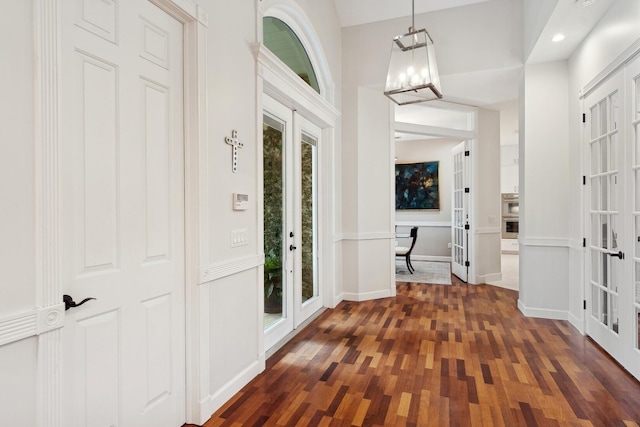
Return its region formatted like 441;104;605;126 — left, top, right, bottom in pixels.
225;129;243;173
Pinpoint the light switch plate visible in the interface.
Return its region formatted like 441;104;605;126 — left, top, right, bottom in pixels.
231;229;248;247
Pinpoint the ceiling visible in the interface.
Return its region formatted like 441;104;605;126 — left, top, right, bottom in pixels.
332;0;493;28
331;0;615;141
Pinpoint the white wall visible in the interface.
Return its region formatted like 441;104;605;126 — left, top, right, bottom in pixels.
0;0;343;424
341;0;518;293
0;2;37;424
395;138;459;259
472;108;502;283
197;0;343;419
523;0;558;61
519;60;571;318
566;0;640;330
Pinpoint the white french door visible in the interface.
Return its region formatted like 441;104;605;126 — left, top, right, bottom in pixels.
585;54;640;381
263;95;321;350
452;141;470;282
60;0;186;425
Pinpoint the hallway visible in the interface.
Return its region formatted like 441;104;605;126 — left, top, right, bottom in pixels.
204;277;640;426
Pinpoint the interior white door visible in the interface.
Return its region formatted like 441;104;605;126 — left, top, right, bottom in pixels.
60;1;186;425
451;141;469;282
624;54;640;380
293;114;322;327
585;71;624;363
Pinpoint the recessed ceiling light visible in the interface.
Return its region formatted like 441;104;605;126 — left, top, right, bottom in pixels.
576;0;595;7
552;33;566;42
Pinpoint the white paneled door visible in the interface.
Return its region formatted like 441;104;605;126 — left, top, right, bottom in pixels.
451;141;469;282
585;54;640;381
60;1;186;425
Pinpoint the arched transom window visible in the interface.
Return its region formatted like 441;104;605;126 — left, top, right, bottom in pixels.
263;16;320;94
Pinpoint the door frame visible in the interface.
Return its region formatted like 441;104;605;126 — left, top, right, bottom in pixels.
34;0;208;424
256;5;340;357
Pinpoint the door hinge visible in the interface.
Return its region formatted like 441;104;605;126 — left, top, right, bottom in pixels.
583;300;586;310
464;150;470;157
583;238;586;248
464;224;470;230
465;261;470;267
582;113;586;123
464;187;470;193
583;175;586;185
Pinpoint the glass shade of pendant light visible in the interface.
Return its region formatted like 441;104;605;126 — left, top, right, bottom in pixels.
384;0;442;105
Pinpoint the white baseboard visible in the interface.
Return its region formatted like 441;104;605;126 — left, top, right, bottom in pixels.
333;293;344;307
475;273;502;285
517;299;569;321
568;312;585;335
411;255;452;263
342;289;392;302
197;358;264;424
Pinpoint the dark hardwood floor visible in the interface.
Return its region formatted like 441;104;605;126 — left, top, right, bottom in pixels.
203;275;640;426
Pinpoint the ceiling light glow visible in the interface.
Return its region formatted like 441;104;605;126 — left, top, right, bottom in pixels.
552;34;566;42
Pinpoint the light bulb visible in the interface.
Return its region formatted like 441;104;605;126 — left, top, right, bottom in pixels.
399;73;407;83
407;66;415;76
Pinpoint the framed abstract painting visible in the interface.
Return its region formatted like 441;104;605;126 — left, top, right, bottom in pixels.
395;161;440;210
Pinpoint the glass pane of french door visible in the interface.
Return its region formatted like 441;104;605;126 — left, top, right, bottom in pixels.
451;141;468;282
300;132;317;304
263;115;285;330
586;73;627;368
294;114;322;327
633;71;640;353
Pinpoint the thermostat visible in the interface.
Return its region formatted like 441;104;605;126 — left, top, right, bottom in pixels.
233;193;249;211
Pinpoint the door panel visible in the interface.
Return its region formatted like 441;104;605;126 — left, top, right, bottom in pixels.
586;73;624;359
628;56;640;378
263;97;322;349
294;115;322;326
263;96;295;350
451;141;469;282
61;1;186;425
585;54;640;381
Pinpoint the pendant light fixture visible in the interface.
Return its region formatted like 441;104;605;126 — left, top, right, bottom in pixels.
384;0;443;105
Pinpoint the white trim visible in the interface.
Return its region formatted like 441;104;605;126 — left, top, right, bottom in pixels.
580;37;640;99
341;232;395;241
394;121;477;140
568;312;585;335
517;299;569;321
34;0;62;425
395;221;451;228
475;272;502;284
475;227;501;234
0;311;37;347
200;255;263;284
255;44;340;127
519;237;571;247
197;359;264;424
258;0;335;104
412;255;452;263
342;289;393;302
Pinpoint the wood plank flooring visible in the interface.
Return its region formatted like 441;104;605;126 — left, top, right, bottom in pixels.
203;276;640;426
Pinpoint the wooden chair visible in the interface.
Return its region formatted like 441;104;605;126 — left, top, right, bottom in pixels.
395;226;418;274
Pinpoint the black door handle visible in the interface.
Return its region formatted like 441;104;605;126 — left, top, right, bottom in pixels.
289;245;297;251
607;251;624;260
64;295;96;311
